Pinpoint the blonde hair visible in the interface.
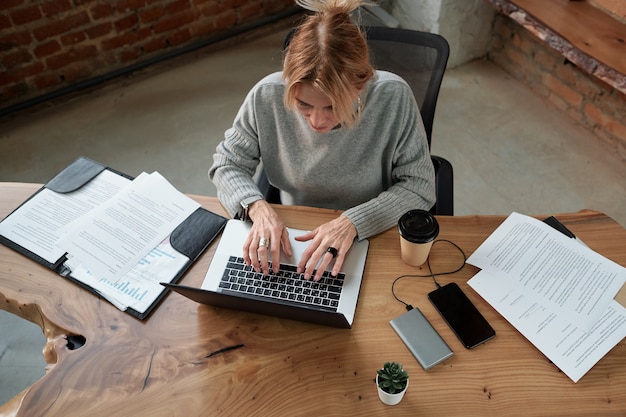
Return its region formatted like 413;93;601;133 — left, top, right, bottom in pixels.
283;0;375;128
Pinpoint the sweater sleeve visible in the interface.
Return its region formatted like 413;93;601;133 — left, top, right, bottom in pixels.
209;79;267;217
342;83;436;240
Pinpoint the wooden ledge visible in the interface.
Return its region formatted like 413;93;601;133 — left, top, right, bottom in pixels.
486;0;626;95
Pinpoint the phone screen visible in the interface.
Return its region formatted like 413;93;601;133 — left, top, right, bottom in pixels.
428;282;496;349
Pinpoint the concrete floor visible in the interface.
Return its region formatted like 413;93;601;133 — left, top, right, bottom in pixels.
1;24;626;406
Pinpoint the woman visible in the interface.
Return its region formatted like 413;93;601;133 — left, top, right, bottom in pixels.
209;0;435;281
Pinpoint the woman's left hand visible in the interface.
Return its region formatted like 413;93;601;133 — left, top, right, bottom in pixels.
295;215;357;281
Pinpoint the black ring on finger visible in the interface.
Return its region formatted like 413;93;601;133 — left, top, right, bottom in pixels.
326;246;338;258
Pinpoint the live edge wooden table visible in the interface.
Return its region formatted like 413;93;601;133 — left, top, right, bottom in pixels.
1;182;625;417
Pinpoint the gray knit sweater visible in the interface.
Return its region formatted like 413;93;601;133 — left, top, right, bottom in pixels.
209;71;435;240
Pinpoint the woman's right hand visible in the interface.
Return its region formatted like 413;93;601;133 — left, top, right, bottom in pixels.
242;200;292;275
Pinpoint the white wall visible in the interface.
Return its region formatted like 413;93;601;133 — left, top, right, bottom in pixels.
384;0;495;68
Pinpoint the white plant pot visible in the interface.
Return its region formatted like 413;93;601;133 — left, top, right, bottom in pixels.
376;375;408;405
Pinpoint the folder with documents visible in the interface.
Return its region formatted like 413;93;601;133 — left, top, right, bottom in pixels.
0;156;227;319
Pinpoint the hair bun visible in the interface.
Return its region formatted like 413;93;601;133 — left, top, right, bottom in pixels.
295;0;373;14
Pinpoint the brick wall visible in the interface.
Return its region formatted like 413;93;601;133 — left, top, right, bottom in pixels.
489;15;626;160
0;0;296;112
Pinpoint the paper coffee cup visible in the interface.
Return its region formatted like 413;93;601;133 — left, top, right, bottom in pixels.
398;209;439;266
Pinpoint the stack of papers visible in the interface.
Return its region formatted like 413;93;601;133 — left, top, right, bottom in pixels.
0;170;199;315
467;212;626;383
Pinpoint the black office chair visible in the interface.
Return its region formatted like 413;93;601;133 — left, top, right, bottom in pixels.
258;26;454;215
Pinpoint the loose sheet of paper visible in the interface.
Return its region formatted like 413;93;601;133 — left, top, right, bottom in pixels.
467;212;626;382
467;212;625;331
469;269;626;383
0;170;130;263
58;171;200;283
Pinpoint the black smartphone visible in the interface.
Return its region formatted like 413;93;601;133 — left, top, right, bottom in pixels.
428;282;496;349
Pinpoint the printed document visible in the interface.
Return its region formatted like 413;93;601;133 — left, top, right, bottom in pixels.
467;212;626;382
467;212;624;330
0;170;130;263
65;236;189;314
58;171;199;283
469;269;625;383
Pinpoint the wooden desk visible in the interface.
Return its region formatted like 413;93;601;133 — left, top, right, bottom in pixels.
1;182;625;416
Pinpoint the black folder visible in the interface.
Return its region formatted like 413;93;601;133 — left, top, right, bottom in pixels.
0;156;227;320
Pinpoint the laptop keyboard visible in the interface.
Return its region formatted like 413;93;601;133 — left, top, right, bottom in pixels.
218;256;345;312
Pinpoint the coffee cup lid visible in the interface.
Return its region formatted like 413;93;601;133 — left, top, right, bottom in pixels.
398;209;439;243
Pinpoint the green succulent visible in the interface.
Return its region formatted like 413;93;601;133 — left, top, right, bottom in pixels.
377;361;409;394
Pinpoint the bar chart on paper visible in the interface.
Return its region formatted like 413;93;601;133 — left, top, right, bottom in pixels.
62;238;190;313
101;278;149;301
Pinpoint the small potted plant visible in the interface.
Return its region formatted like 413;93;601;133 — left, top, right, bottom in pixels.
376;361;409;405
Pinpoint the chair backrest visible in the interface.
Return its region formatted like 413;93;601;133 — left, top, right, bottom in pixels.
362;26;450;149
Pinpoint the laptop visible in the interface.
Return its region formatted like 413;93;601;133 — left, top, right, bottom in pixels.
163;219;369;328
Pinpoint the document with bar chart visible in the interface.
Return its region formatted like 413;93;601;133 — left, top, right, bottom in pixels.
65;236;189;314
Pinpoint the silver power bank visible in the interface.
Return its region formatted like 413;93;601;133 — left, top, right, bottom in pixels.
390;308;454;370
